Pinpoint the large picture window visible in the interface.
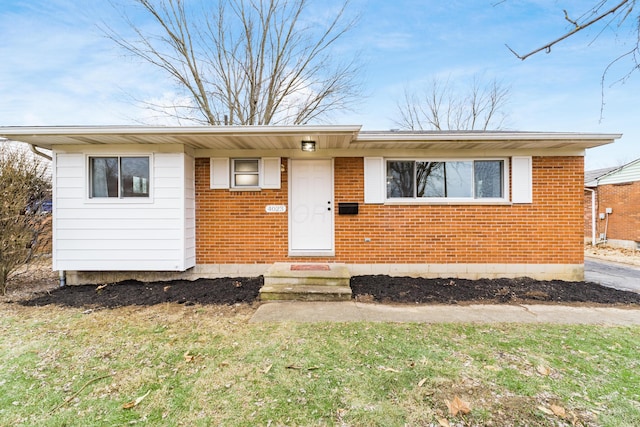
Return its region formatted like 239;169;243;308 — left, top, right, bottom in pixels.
89;156;150;198
386;160;504;200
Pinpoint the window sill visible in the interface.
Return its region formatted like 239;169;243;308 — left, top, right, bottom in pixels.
384;199;512;206
229;187;262;192
85;197;154;204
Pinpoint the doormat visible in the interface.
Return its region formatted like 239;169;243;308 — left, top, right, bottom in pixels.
291;264;331;271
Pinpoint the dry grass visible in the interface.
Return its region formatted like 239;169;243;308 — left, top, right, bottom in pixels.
586;244;640;266
2;302;640;426
2;255;640;425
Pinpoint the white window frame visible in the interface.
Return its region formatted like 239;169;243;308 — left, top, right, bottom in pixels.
384;157;510;204
86;154;153;203
210;157;281;190
231;158;260;189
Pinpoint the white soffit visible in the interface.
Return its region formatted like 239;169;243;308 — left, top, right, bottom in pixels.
0;125;362;151
0;126;621;151
353;131;621;150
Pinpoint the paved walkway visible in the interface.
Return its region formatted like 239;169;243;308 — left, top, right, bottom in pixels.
585;257;640;292
250;301;640;325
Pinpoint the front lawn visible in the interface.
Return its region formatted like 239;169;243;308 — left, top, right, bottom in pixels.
1;303;639;426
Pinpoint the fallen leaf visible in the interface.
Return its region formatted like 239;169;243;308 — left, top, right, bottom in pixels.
286;365;302;370
445;395;471;416
570;411;580;426
538;405;554;415
418;378;427;387
96;284;107;291
551;404;566;418
484;365;501;371
163;286;171;292
536;365;551;376
262;364;273;374
437;417;451;427
183;351;194;363
122;390;150;409
378;366;400;373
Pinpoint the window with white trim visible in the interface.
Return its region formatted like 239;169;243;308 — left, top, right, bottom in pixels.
386;159;505;200
89;156;150;198
232;158;260;188
210;157;281;190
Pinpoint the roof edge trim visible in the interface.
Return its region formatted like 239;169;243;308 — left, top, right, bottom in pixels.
0;124;363;137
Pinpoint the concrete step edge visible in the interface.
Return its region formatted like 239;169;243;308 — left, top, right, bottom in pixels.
260;285;352;294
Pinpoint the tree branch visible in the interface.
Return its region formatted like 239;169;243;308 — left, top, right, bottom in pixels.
506;0;632;60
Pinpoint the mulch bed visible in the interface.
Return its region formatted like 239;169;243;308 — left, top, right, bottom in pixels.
350;275;640;305
14;275;640;308
19;278;263;308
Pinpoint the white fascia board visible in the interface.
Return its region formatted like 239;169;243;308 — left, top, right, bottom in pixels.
2;126;618;140
0;124;362;137
355;131;622;142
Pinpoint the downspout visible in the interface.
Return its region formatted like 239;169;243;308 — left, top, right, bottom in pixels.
29;145;64;286
584;188;596;246
29;144;52;161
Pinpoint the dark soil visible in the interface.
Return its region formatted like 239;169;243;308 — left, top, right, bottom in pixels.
351;276;640;305
19;278;264;308
15;275;640;308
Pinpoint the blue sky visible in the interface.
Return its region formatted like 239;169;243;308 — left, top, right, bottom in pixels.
1;0;639;169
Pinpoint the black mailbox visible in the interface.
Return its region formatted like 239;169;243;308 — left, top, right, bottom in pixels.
338;202;358;215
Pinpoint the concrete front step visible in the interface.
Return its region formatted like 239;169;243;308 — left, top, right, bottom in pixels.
260;262;352;301
259;284;352;301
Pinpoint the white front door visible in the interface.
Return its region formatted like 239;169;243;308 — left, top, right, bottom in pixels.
289;159;334;255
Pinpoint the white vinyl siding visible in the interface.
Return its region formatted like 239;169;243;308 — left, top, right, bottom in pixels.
512;156;533;204
596;159;640;185
184;153;196;267
53;150;195;272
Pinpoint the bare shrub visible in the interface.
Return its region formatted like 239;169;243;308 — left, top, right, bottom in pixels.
0;144;51;295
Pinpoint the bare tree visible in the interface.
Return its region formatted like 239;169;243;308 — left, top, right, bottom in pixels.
505;1;638;82
0;144;51;295
105;0;360;125
394;76;510;131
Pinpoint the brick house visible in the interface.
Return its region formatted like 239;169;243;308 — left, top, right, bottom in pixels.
584;158;640;249
0;126;619;283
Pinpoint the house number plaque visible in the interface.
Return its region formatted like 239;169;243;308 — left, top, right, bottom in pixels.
265;205;286;213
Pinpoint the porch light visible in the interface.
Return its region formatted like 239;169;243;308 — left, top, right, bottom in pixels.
301;140;316;152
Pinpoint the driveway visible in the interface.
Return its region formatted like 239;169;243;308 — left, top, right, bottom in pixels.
585;258;640;292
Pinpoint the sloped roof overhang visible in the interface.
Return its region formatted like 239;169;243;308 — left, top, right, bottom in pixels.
0;125;621;151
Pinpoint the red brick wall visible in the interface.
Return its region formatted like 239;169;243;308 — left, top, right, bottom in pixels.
196;156;584;265
585;181;640;242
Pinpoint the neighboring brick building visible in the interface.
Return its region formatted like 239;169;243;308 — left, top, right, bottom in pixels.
585;158;640;249
0;126;620;283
